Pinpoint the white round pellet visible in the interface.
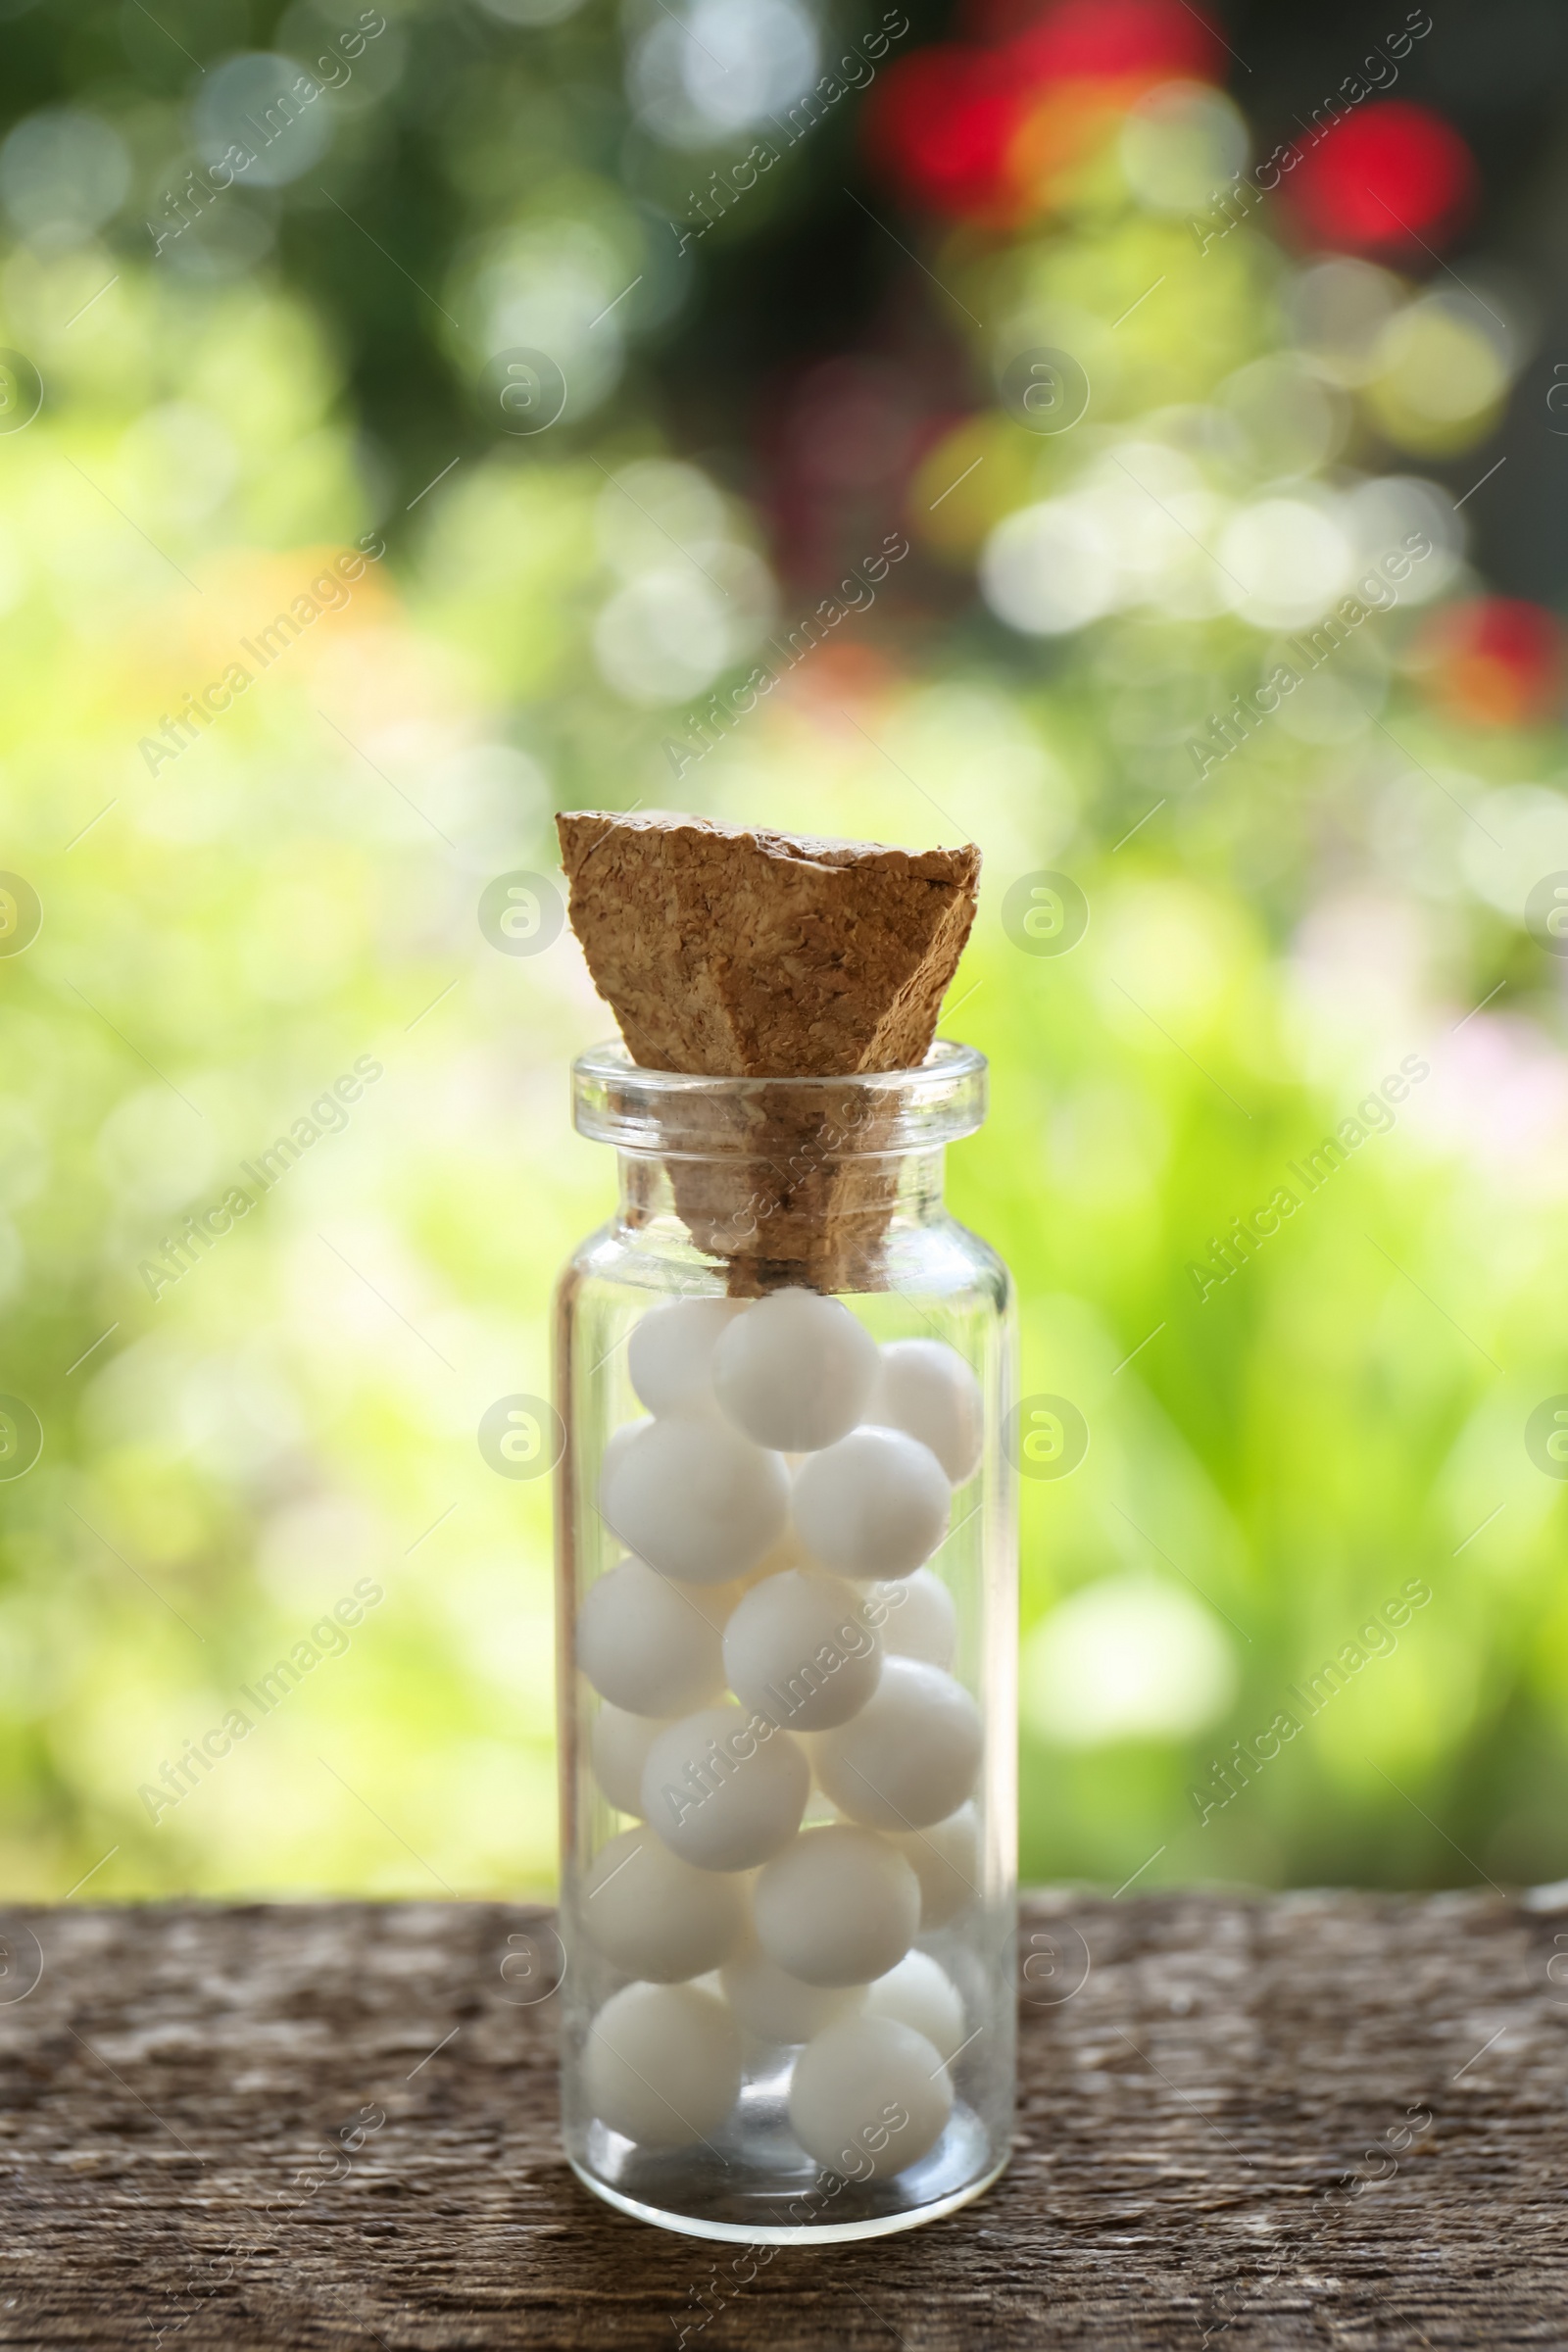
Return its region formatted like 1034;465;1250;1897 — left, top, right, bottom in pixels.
601;1416;789;1586
640;1703;809;1871
577;1557;726;1718
601;1418;649;1487
711;1289;880;1453
580;1826;748;1983
753;1825;920;1987
864;1950;966;2065
864;1340;984;1485
591;1703;667;1817
790;1427;951;1581
585;1981;741;2149
812;1658;982;1831
890;1803;981;1929
737;1526;810;1588
721;1568;882;1733
719;1945;864;2044
878;1568;957;1670
788;2015;952;2180
627;1298;744;1417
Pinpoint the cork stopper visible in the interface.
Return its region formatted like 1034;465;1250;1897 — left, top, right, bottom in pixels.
557;811;981;1291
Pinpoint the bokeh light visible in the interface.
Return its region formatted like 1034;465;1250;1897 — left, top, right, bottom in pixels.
981;496;1118;634
0;0;1563;1914
0;109;128;246
1021;1573;1239;1747
998;0;1223;86
1363;291;1515;455
1285;257;1404;388
1218;497;1353;631
863;46;1028;220
1217;355;1347;482
629;0;818;149
865;0;1225;221
1279;101;1477;258
193;53;337;188
1119;80;1247;215
1412;598;1565;729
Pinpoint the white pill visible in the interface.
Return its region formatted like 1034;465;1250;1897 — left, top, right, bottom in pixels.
577;1557;726;1718
878;1568;957;1670
711;1289;880;1452
889;1803;981;1928
602;1418;650;1488
627;1298;744;1416
722;1568;882;1733
580;1826;748;1983
585;1981;741;2149
754;1824;920;1987
719;1945;864;2043
788;2015;952;2180
591;1703;668;1816
865;1340;984;1485
641;1703;808;1871
739;1526;811;1586
602;1416;789;1586
864;1951;966;2066
791;1427;950;1581
813;1657;982;1831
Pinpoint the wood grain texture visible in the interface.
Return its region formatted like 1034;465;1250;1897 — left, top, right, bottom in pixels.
2;1890;1565;2350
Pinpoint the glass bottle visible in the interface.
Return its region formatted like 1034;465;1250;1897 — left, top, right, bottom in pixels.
555;1040;1016;2243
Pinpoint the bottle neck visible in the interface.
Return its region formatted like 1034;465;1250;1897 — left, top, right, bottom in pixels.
613;1146;950;1294
574;1039;985;1297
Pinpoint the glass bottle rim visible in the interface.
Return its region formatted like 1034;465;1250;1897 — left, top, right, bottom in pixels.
571;1039;986;1158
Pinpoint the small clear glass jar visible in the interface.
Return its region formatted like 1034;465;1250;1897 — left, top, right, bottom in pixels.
555;1041;1016;2243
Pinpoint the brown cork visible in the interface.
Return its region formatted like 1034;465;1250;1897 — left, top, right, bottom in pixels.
557;811;981;1291
556;811;980;1078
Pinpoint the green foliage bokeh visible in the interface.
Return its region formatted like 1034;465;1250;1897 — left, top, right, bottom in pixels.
0;0;1564;1903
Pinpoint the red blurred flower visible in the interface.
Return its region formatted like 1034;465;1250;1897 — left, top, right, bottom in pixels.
1415;599;1563;729
999;0;1223;86
757;354;964;597
783;359;924;493
1279;101;1476;258
862;46;1028;221
864;0;1224;222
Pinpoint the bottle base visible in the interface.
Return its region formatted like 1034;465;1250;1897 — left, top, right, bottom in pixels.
567;2107;1009;2245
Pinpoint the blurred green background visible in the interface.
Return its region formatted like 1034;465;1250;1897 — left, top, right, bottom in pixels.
1;0;1565;1902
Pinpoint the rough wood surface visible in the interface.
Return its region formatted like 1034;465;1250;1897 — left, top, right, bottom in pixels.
3;1890;1565;2349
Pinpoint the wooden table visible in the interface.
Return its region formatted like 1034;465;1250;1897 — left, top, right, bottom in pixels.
2;1890;1564;2347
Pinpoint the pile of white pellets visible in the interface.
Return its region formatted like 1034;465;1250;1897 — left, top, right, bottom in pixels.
575;1288;987;2183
